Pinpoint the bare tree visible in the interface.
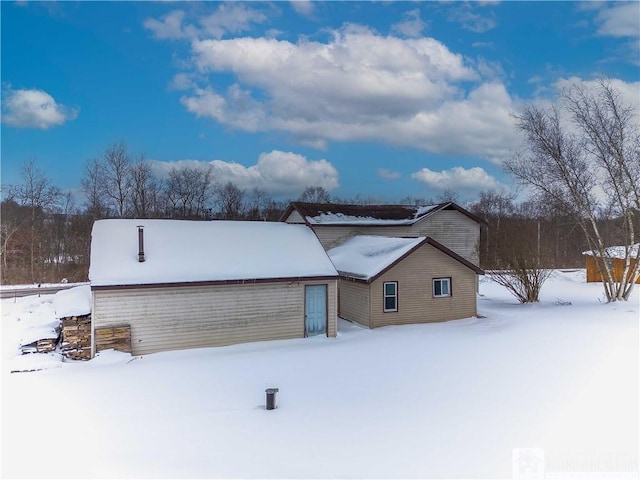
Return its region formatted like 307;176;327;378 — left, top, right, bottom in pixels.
490;266;553;304
299;186;331;203
13;159;61;282
438;188;459;203
164;165;215;219
334;193;386;205
245;188;271;220
217;182;245;220
0;200;28;272
470;190;515;268
482;197;553;303
130;156;161;218
507;79;640;301
81;157;109;219
103;141;132;218
400;195;435;206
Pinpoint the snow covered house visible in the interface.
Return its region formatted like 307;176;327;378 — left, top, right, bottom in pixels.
280;201;484;265
89;220;339;356
583;243;640;284
328;236;484;328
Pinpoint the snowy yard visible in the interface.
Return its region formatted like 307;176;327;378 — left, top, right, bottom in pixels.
1;270;638;479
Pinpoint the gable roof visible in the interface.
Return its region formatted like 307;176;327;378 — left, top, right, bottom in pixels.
327;235;484;283
279;201;485;226
90;219;338;288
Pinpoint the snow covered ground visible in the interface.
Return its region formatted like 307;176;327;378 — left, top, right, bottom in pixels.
1;270;638;479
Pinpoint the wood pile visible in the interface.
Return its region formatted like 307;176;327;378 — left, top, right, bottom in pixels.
60;314;92;360
19;325;61;355
36;336;60;353
95;325;132;354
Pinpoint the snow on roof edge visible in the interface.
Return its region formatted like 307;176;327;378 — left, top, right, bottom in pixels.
582;243;640;259
327;236;426;281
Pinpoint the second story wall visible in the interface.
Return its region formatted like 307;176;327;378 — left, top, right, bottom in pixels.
303;210;479;266
409;210;480;266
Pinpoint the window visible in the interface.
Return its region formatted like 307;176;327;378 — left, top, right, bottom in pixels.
383;282;398;312
433;278;451;298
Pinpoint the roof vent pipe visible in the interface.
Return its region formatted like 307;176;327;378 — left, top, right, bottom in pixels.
137;225;145;262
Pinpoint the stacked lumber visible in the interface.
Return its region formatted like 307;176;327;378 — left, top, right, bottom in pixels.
36;336;60;353
95;325;132;354
19;325;61;355
60;314;92;360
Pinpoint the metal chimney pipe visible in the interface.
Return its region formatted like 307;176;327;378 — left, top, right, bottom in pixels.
137;225;145;262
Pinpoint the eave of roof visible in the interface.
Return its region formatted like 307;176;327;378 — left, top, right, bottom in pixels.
279;201;486;226
91;275;339;291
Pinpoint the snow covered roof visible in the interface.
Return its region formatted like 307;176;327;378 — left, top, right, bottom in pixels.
90;220;338;287
582;243;640;259
328;235;485;282
54;285;92;318
327;236;425;281
280;202;484;226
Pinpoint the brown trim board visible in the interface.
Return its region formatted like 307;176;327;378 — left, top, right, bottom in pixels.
92;275;338;291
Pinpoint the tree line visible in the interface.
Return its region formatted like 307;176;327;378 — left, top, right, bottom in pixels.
1;146;341;284
2;80;638;303
0;150;612;285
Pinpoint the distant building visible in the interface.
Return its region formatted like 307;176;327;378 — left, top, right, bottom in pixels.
583;243;640;284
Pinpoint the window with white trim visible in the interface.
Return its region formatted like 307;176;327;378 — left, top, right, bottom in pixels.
433;277;451;298
383;282;398;312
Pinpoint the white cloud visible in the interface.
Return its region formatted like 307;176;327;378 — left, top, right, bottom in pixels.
588;3;640;65
392;9;427;38
554;77;640;120
151;150;339;196
595;3;640;38
199;3;267;39
143;10;193;40
472;41;494;48
448;5;497;33
181;85;266;131
473;57;505;80
411;166;504;196
143;4;266;41
290;0;314;17
1;87;77;129
377;168;401;180
172;26;522;159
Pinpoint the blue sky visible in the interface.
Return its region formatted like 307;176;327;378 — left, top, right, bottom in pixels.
2;1;639;204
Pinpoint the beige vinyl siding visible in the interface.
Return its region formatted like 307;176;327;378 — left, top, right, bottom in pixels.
308;280;338;338
309;210;479;265
284;210;306;224
369;243;477;328
337;279;370;327
93;280;337;356
410;210;480;265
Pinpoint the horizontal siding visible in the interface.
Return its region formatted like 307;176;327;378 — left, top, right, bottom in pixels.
337;279;370;327
369;243;478;328
310;211;479;266
410;210;480;265
94;280;337;356
285;210;306;224
326;280;338;337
